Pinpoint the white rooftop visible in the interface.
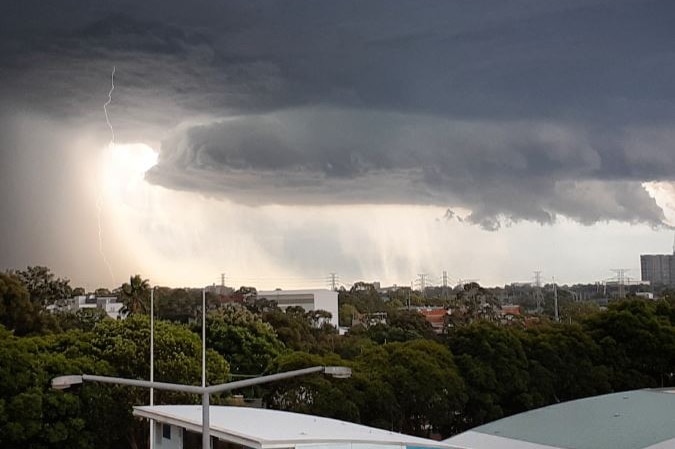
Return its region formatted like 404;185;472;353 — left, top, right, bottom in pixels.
134;405;454;449
257;289;334;295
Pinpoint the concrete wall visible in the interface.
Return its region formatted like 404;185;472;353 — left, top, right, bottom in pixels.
155;423;183;449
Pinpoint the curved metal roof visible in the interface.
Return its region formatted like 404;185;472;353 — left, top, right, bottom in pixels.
444;389;675;449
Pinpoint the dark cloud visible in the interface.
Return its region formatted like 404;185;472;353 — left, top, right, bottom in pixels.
145;108;670;228
2;0;675;230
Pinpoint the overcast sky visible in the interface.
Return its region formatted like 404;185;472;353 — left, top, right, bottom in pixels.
2;0;675;290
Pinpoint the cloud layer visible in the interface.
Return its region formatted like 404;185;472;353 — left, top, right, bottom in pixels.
147;108;669;228
3;0;675;231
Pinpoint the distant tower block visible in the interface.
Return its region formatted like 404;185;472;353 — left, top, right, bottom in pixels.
640;235;675;287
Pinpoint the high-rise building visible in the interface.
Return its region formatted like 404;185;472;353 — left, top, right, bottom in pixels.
640;254;675;286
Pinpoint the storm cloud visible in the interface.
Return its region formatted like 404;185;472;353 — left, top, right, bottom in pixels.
147;108;669;228
3;0;675;230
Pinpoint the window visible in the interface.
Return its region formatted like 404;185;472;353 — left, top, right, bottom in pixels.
163;424;172;440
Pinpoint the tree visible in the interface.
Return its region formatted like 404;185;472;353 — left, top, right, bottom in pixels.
155;287;198;322
520;323;611;406
0;327;109;448
583;299;675;389
338;303;358;327
451;282;500;324
446;322;532;430
559;300;600;323
339;282;387;315
262;307;317;351
191;305;286;375
12;266;73;306
0;273;47;336
91;315;229;448
263;351;360;422
364;310;435;344
120;275;150;316
353;340;467;437
53;308;109;332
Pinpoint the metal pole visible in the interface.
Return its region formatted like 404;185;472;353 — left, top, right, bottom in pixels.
150;288;155;449
206;366;325;394
202;391;210;449
202;288;208;449
56;365;349;449
553;277;559;322
80;374;204;393
202;289;206;388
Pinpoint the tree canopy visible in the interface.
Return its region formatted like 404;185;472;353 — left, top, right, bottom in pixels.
3;267;675;448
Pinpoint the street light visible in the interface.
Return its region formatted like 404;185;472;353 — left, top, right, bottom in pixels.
52;365;352;449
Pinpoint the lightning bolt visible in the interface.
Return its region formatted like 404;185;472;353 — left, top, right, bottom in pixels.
104;66;116;144
98;66;116;285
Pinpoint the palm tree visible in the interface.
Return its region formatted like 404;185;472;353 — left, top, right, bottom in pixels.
120;274;150;316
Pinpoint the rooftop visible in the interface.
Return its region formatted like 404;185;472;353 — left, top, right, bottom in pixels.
134;405;453;449
443;389;675;449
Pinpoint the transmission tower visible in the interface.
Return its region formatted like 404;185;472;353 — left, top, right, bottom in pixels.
416;273;428;298
442;270;449;300
610;269;629;299
328;273;339;291
533;271;544;314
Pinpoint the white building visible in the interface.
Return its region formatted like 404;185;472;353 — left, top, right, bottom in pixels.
134;405;453;449
257;289;339;327
96;296;125;319
47;295;124;320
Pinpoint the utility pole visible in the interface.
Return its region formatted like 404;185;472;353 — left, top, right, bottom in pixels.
408;281;412;310
552;275;559;322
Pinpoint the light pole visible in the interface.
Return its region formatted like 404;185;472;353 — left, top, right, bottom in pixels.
150;287;155;448
52;365;352;449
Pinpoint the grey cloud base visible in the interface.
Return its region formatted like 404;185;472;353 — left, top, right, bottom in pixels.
146;108;668;229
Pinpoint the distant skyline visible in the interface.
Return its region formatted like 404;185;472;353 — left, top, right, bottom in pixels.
2;1;675;290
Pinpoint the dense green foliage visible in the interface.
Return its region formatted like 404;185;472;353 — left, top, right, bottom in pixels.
1;268;675;449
